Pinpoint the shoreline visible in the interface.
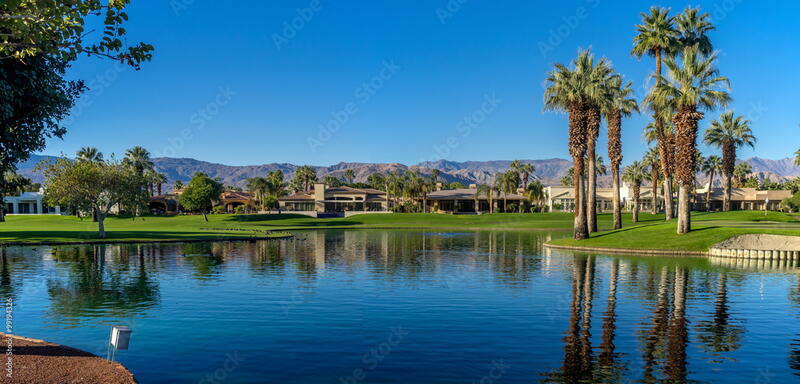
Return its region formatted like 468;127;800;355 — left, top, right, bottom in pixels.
0;333;137;384
0;233;293;247
543;242;709;256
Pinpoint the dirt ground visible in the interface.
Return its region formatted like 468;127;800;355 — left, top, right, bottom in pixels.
0;333;136;384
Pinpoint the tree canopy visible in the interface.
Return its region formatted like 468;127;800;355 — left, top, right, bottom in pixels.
179;172;223;221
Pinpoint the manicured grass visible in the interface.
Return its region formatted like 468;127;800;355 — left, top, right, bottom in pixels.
4;211;797;249
548;211;800;252
1;211;654;244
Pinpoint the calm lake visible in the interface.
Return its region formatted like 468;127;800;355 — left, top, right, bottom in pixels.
4;230;800;383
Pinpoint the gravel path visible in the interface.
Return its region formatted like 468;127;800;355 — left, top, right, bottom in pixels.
0;333;136;384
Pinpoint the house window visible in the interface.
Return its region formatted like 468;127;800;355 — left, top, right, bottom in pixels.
5;203;12;214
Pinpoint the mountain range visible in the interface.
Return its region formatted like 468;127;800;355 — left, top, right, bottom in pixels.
16;155;800;191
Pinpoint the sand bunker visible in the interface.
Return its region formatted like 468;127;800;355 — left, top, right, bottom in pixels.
713;234;800;251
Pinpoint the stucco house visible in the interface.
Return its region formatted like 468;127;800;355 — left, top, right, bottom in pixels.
279;183;389;217
4;190;62;215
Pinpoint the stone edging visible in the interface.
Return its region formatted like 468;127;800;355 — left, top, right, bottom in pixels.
708;247;800;260
543;242;707;256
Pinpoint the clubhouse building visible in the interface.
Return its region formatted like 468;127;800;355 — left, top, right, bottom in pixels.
279;183;389;217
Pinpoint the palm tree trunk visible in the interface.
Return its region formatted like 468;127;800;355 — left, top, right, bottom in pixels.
651;172;659;215
574;160;588;240
586;108;600;233
612;165;621;230
705;171;714;211
723;173;732;211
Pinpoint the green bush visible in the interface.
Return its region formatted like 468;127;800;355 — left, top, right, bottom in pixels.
234;205;246;214
211;206;226;214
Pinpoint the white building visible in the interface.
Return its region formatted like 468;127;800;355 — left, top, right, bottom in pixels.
4;190;62;215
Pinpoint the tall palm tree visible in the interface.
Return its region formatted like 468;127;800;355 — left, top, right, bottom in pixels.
344;169;355;185
293;165;318;192
544;49;610;239
604;76;639;229
703;112;755;211
430;169;441;185
76;147;103;162
519;163;535;191
643;147;661;214
509;160;522;184
526;180;547;212
586;62;615;233
154;172;167;196
733;162;752;187
795;148;800;167
246;177;269;210
647;46;730;233
172;180;184;192
123;146;154;176
623;161;648;223
633;6;678;221
266;170;287;213
700;155;722;211
675;6;714;55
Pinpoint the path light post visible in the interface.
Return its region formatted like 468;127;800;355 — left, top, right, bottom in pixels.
107;325;132;362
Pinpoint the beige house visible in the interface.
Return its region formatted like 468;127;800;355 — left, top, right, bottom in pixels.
545;184;657;212
279;183;388;217
423;185;526;214
694;187;792;211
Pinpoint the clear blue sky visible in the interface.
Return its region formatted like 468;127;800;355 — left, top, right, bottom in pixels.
43;0;800;166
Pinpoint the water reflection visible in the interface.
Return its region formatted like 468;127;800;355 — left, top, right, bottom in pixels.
2;230;800;382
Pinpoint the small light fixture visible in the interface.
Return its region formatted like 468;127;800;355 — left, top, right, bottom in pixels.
107;325;132;361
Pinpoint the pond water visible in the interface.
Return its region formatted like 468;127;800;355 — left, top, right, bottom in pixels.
3;230;800;383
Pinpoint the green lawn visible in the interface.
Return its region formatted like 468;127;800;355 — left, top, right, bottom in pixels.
1;211;651;245
548;211;800;252
3;211;798;249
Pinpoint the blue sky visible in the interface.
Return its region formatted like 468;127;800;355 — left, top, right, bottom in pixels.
44;0;800;166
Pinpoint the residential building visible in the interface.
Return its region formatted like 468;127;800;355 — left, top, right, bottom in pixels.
279;183;389;217
3;190;62;215
545;184;657;212
694;187;792;211
423;185;526;213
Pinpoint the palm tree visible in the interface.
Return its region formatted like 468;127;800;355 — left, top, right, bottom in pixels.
266;170;287;213
519;163;535;190
633;6;678;221
76;147;103;162
733;162;752;188
526;180;547;212
586;62;615;233
675;6;714;55
703;112;755;211
646;46;730;234
172;180;184;192
293;165;318;192
246;177;269;210
643;147;661;214
700;155;722;211
430;169;441;185
509;160;522;183
623;161;648;223
604;76;639;229
154;172;167;196
795;148;800;167
344;169;355;185
544;49;611;239
123;146;154;176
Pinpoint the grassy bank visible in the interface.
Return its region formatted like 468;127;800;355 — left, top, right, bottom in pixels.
547;211;800;253
2;211;654;245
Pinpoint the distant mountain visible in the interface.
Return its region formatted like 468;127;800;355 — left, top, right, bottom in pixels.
15;155;800;191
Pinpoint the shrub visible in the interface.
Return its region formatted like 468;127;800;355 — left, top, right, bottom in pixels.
211;206;226;214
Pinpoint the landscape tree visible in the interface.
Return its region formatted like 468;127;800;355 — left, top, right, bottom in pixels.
623;161;648;223
322;175;342;187
292;165;317;192
604;76;639;229
544;50;611;239
586;62;615;233
266;170;287;213
246;177;269;210
42;158;150;238
123;146;154;176
733;163;752;188
179;172;224;221
76;147;104;162
344;169;355;185
154;172;167;196
430;169;441;185
701;155;722;211
173;180;184;191
646;46;730;234
632;6;678;221
0;2;152;222
795;149;800;167
703;111;755;211
643;147;661;214
519;163;535;191
367;173;385;190
675;6;714;56
526;180;547;212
